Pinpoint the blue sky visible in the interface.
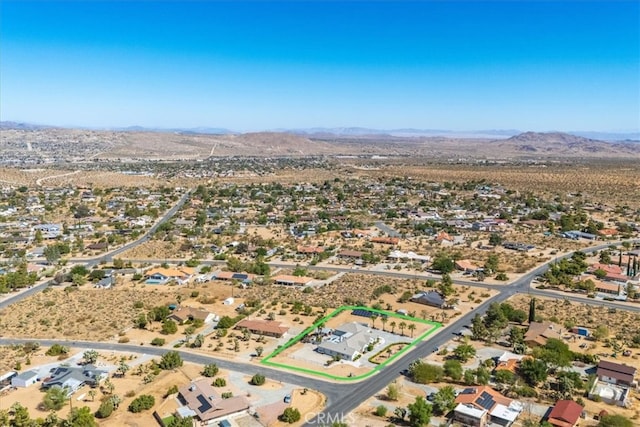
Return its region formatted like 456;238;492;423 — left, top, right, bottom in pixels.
1;1;639;132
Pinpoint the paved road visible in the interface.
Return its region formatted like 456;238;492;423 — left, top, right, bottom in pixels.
1;202;636;426
0;338;345;406
0;191;191;310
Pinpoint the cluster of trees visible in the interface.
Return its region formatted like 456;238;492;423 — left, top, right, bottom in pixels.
1;403;98;427
226;255;270;275
543;251;588;288
0;263;38;293
471;302;527;343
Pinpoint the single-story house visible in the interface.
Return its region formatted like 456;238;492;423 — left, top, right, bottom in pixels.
410;290;446;308
597;360;637;387
177;379;250;425
42;365;107;395
213;271;255;283
455;260;481;272
370;237;399;245
297;245;324;255
524;322;562;347
454;386;523;427
11;370;39;388
547;400;583;427
272;274;314;286
337;250;364;259
387;250;430;263
235;319;289;338
316;322;375;361
168;306;217;324
145;266;195;285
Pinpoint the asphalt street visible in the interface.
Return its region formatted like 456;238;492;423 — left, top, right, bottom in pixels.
1;189;637;425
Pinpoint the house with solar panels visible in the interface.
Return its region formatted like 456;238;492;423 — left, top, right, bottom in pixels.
212;271;255;285
453;385;523;427
316;322;376;361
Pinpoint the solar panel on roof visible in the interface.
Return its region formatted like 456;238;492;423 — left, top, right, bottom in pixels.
351;309;374;318
232;273;248;280
477;391;495;410
196;394;212;412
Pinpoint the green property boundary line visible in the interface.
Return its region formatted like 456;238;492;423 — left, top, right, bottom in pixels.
260;305;442;381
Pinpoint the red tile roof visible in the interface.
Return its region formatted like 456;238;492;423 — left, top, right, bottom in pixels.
547;400;583;427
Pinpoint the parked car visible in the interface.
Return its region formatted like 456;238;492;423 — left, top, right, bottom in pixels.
284;394;291;403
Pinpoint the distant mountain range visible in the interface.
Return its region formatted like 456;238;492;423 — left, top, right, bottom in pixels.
1;121;638;142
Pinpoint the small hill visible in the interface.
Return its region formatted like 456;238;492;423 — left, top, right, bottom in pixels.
490;131;640;157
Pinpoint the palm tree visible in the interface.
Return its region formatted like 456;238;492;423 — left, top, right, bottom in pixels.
399;321;407;336
381;316;388;332
408;323;416;338
390;321;397;334
370;313;378;329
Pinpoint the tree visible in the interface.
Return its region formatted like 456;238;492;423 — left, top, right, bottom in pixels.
489;233;503;246
399;321;407;336
598;414;633;427
438;273;455;296
255;346;264;357
484;253;500;272
475;365;491;385
43;386;69;410
88;389;97;402
534;338;573;369
250;373;266;385
443;359;463;381
375;405;388;416
83;349;99;364
10;402;31;427
279;407;301;423
407;323;417;337
387;383;399;401
134;313;148;329
410;362;444;384
390;321;397;334
407;396;432;427
431;385;456;416
494;369;515;385
159;351;183;370
161;319;178;335
202;364;219;377
432;252;455;273
528;298;536;323
592;325;610;341
381;316;388;331
96;400;114;418
67;406;98;427
117;360;130;377
454;344;476;362
44;245;61;264
128;395;155;413
519;358;548;386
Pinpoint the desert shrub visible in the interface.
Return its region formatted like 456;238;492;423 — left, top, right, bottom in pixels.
96;400;114;418
212;378;226;387
279;407;301;423
128;394;155;413
151;338;166;346
250;373;266;385
375;405;388;416
202;364;219;377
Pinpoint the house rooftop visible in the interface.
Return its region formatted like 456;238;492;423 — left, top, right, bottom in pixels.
547;400;583;427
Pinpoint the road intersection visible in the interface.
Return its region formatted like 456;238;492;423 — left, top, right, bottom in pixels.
1;191;638;425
